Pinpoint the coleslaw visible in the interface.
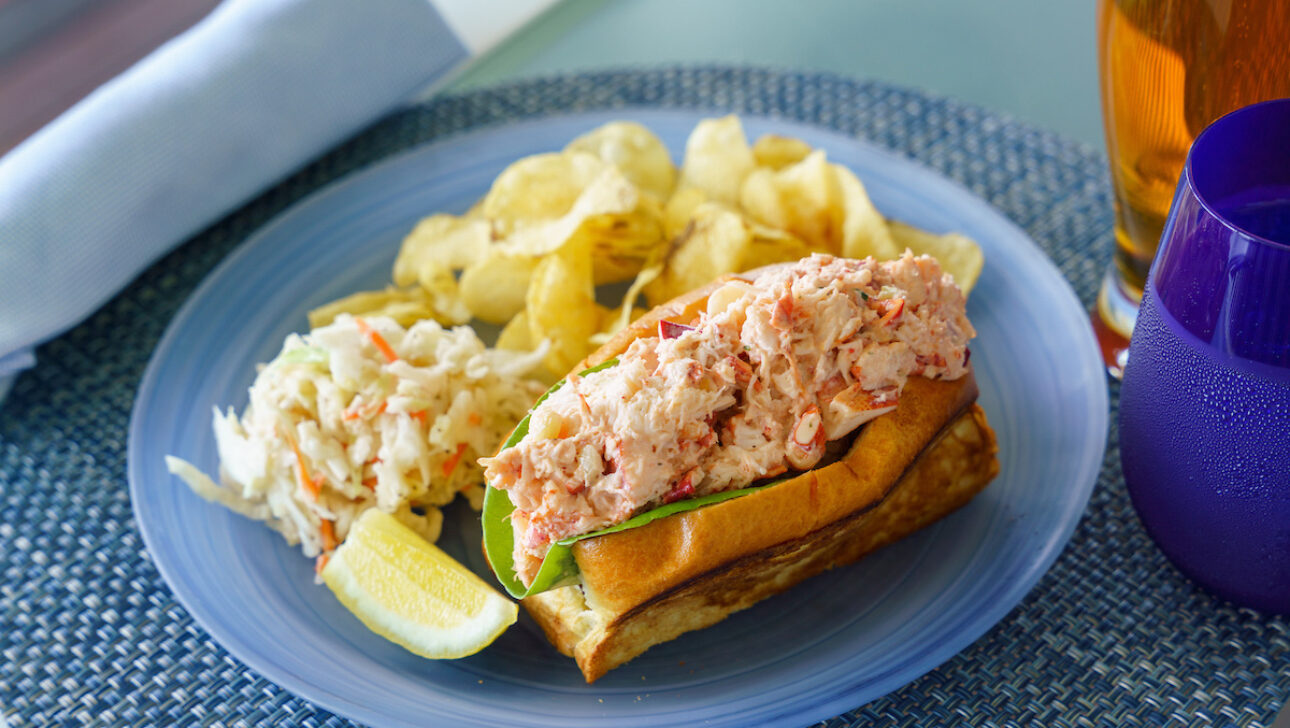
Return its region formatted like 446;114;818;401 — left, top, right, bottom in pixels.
166;314;548;568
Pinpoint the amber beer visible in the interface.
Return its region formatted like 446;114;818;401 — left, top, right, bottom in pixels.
1098;0;1290;304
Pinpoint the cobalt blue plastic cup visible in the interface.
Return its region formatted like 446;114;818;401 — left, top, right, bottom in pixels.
1119;98;1290;615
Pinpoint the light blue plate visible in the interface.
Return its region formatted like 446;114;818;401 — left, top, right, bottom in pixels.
128;110;1108;727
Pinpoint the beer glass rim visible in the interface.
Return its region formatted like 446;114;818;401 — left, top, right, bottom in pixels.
1185;97;1290;253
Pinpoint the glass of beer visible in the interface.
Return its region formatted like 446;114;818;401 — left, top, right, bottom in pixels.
1094;0;1290;376
1119;99;1290;615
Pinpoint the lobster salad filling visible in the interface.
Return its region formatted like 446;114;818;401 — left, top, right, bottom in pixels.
481;252;975;585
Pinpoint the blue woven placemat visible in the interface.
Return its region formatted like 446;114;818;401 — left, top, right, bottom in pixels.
2;67;1287;727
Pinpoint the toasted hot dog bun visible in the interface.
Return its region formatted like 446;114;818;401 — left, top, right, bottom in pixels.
520;267;999;683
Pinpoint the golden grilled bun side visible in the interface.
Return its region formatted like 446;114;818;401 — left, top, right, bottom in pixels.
574;374;978;617
524;403;998;682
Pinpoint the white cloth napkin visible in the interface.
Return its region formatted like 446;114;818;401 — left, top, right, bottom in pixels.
0;0;553;399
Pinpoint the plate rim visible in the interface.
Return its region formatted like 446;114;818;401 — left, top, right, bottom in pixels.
128;106;1109;727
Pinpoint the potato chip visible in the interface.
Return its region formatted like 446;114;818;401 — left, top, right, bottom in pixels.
837;163;900;260
644;203;751;306
497;311;559;384
306;284;468;329
752;134;813;170
676;115;755;205
740;150;844;252
565;165;640;219
573;187;666;283
600;237;667;339
609;303;648;333
501;166;641;259
741;223;813;270
459;253;539;324
588;302;648;347
418;261;474;323
310;115;986;384
887;220;984;295
590;303;618;344
662;186;708;240
480;152;610;235
566;121;677;201
495;310;533;351
527;238;599;375
393;215;490;287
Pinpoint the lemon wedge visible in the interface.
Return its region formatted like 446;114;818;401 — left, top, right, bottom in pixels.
321;509;517;659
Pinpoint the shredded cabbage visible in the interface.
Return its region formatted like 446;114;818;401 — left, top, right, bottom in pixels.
167;315;548;558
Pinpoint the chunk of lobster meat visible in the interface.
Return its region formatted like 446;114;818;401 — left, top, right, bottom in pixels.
769;293;795;330
723;354;754;384
785;405;825;470
662;470;697;504
706;280;754;318
822;383;898;440
871;297;905;327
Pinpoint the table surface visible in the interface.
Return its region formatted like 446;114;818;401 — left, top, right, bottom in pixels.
5;3;1287;728
3;66;1287;728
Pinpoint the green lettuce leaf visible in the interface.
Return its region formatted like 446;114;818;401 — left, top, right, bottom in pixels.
482;357;784;599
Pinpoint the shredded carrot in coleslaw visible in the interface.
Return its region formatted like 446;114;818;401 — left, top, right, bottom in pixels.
285;430;322;500
441;443;469;479
354;317;398;363
320;519;338;551
344;400;387;420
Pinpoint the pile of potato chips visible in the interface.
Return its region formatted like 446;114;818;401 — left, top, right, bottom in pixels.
310;116;984;380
